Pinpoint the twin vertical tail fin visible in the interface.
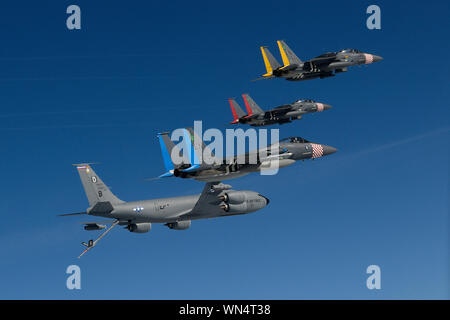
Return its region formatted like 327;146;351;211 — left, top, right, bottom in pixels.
74;164;124;207
182;128;200;172
277;40;302;68
185;127;216;164
158;132;176;177
185;127;208;158
260;46;281;77
242;94;264;115
229;98;247;124
258;41;301;78
157;129;202;177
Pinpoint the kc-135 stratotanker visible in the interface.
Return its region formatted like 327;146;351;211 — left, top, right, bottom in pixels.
62;164;269;257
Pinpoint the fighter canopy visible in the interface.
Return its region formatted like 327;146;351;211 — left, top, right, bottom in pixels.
340;48;362;53
280;137;310;143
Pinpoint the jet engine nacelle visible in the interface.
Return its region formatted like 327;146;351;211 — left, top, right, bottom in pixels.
127;222;151;233
220;203;247;213
219;192;268;214
166;220;191;230
218;191;246;204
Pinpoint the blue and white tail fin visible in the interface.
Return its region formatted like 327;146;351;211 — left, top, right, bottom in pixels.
158;132;176;177
157;129;202;177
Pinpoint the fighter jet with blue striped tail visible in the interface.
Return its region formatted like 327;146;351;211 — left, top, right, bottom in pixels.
157;128;337;182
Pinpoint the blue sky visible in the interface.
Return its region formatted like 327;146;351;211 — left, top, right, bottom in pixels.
0;1;448;299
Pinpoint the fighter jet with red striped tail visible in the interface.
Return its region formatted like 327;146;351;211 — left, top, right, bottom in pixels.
229;93;331;127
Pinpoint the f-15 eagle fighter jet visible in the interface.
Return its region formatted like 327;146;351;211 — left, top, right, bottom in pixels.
229;93;331;126
258;40;382;81
157;128;337;182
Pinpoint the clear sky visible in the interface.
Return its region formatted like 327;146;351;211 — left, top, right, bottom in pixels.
0;0;448;299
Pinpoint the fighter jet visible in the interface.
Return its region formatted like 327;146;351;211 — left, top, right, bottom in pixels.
258;40;383;81
229;93;331;126
158;128;337;182
61;164;269;257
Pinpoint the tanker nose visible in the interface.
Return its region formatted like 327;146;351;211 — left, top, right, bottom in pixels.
259;194;270;206
322;145;338;156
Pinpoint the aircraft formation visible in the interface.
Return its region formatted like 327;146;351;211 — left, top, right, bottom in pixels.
63;39;382;257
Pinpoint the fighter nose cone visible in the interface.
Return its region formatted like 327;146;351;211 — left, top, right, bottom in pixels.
316;103;332;112
372;55;383;63
322;145;337;156
363;53;383;64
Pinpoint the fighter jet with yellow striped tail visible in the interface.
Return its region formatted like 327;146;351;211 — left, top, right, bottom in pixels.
258;40;382;81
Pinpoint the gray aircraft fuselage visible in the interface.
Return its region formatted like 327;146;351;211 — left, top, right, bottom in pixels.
89;191;268;225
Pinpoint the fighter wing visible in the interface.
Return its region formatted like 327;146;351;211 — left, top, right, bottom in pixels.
184;182;231;219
